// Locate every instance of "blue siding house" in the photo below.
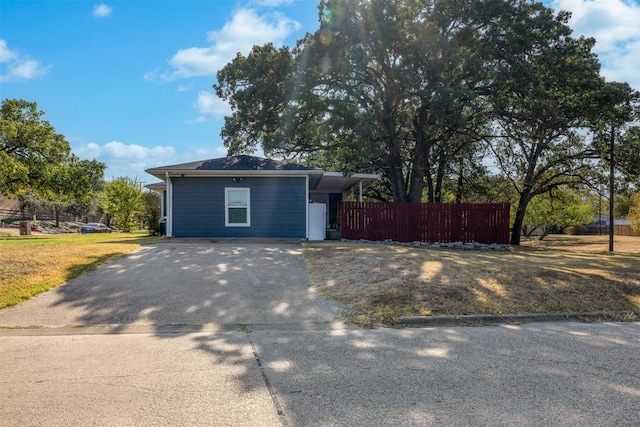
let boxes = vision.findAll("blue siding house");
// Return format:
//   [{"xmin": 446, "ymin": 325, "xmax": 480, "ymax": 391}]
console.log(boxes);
[{"xmin": 145, "ymin": 155, "xmax": 379, "ymax": 239}]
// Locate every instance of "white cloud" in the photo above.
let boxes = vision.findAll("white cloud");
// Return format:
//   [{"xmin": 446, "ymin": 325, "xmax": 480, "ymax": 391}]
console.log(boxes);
[
  {"xmin": 73, "ymin": 141, "xmax": 231, "ymax": 181},
  {"xmin": 253, "ymin": 0, "xmax": 293, "ymax": 6},
  {"xmin": 193, "ymin": 90, "xmax": 231, "ymax": 119},
  {"xmin": 206, "ymin": 9, "xmax": 299, "ymax": 54},
  {"xmin": 101, "ymin": 141, "xmax": 176, "ymax": 160},
  {"xmin": 150, "ymin": 8, "xmax": 300, "ymax": 82},
  {"xmin": 186, "ymin": 116, "xmax": 207, "ymax": 125},
  {"xmin": 0, "ymin": 40, "xmax": 17, "ymax": 62},
  {"xmin": 177, "ymin": 83, "xmax": 194, "ymax": 92},
  {"xmin": 0, "ymin": 40, "xmax": 51, "ymax": 82},
  {"xmin": 74, "ymin": 142, "xmax": 102, "ymax": 159},
  {"xmin": 93, "ymin": 3, "xmax": 112, "ymax": 18},
  {"xmin": 1, "ymin": 59, "xmax": 51, "ymax": 82},
  {"xmin": 165, "ymin": 46, "xmax": 226, "ymax": 80},
  {"xmin": 551, "ymin": 0, "xmax": 640, "ymax": 89},
  {"xmin": 74, "ymin": 141, "xmax": 177, "ymax": 181}
]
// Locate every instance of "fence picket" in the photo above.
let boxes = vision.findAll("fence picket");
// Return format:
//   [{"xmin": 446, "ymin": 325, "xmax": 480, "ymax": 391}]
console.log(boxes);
[{"xmin": 340, "ymin": 202, "xmax": 511, "ymax": 244}]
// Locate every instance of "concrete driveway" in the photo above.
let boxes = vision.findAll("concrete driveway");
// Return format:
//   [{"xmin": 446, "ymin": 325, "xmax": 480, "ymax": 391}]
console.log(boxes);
[
  {"xmin": 0, "ymin": 240, "xmax": 343, "ymax": 329},
  {"xmin": 2, "ymin": 241, "xmax": 639, "ymax": 426},
  {"xmin": 1, "ymin": 240, "xmax": 345, "ymax": 426}
]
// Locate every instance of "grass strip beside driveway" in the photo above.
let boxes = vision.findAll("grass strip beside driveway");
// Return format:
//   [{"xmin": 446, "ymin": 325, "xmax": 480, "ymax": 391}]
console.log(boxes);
[
  {"xmin": 303, "ymin": 240, "xmax": 640, "ymax": 326},
  {"xmin": 0, "ymin": 233, "xmax": 166, "ymax": 309}
]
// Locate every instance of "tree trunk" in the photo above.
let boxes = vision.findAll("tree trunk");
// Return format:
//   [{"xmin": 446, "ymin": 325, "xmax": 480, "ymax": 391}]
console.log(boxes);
[
  {"xmin": 384, "ymin": 133, "xmax": 408, "ymax": 202},
  {"xmin": 434, "ymin": 151, "xmax": 447, "ymax": 202},
  {"xmin": 424, "ymin": 174, "xmax": 433, "ymax": 202},
  {"xmin": 510, "ymin": 191, "xmax": 532, "ymax": 245},
  {"xmin": 408, "ymin": 140, "xmax": 429, "ymax": 203},
  {"xmin": 455, "ymin": 157, "xmax": 464, "ymax": 203},
  {"xmin": 379, "ymin": 100, "xmax": 408, "ymax": 202},
  {"xmin": 409, "ymin": 109, "xmax": 434, "ymax": 203},
  {"xmin": 386, "ymin": 162, "xmax": 407, "ymax": 202}
]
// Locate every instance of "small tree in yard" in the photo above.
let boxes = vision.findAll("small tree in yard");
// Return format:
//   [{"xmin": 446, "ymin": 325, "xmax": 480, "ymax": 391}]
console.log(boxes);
[
  {"xmin": 101, "ymin": 177, "xmax": 143, "ymax": 232},
  {"xmin": 520, "ymin": 187, "xmax": 594, "ymax": 239},
  {"xmin": 628, "ymin": 192, "xmax": 640, "ymax": 232},
  {"xmin": 141, "ymin": 191, "xmax": 161, "ymax": 235}
]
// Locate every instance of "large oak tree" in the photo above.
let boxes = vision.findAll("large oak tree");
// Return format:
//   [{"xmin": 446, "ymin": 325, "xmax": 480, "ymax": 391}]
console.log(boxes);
[
  {"xmin": 1, "ymin": 99, "xmax": 106, "ymax": 222},
  {"xmin": 214, "ymin": 1, "xmax": 634, "ymax": 244},
  {"xmin": 215, "ymin": 0, "xmax": 499, "ymax": 202},
  {"xmin": 1, "ymin": 99, "xmax": 71, "ymax": 196},
  {"xmin": 484, "ymin": 3, "xmax": 609, "ymax": 245}
]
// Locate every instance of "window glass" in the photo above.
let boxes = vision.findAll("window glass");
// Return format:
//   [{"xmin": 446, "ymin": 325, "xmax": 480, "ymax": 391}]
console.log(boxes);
[
  {"xmin": 227, "ymin": 190, "xmax": 247, "ymax": 207},
  {"xmin": 226, "ymin": 188, "xmax": 250, "ymax": 226}
]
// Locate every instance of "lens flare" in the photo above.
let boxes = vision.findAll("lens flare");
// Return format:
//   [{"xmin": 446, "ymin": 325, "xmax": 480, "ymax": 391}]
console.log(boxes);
[
  {"xmin": 319, "ymin": 29, "xmax": 334, "ymax": 46},
  {"xmin": 320, "ymin": 56, "xmax": 332, "ymax": 74}
]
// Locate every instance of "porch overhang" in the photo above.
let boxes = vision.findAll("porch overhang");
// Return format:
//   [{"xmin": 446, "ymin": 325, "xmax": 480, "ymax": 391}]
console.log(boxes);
[
  {"xmin": 145, "ymin": 182, "xmax": 166, "ymax": 193},
  {"xmin": 309, "ymin": 172, "xmax": 380, "ymax": 195}
]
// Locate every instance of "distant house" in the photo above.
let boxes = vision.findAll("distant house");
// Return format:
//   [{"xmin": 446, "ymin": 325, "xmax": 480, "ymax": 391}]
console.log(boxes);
[
  {"xmin": 592, "ymin": 214, "xmax": 631, "ymax": 227},
  {"xmin": 145, "ymin": 155, "xmax": 379, "ymax": 239},
  {"xmin": 587, "ymin": 214, "xmax": 635, "ymax": 236}
]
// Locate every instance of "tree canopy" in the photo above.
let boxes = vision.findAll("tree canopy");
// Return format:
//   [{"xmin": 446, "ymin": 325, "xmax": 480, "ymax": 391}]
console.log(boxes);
[
  {"xmin": 1, "ymin": 99, "xmax": 72, "ymax": 196},
  {"xmin": 483, "ymin": 2, "xmax": 609, "ymax": 244},
  {"xmin": 520, "ymin": 187, "xmax": 594, "ymax": 240},
  {"xmin": 214, "ymin": 0, "xmax": 637, "ymax": 244},
  {"xmin": 0, "ymin": 99, "xmax": 106, "ymax": 218},
  {"xmin": 216, "ymin": 0, "xmax": 501, "ymax": 203},
  {"xmin": 141, "ymin": 190, "xmax": 161, "ymax": 235},
  {"xmin": 628, "ymin": 192, "xmax": 640, "ymax": 232},
  {"xmin": 101, "ymin": 177, "xmax": 143, "ymax": 232}
]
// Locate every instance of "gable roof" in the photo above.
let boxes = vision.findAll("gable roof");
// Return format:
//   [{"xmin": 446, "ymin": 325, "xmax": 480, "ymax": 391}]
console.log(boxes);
[
  {"xmin": 147, "ymin": 155, "xmax": 322, "ymax": 174},
  {"xmin": 145, "ymin": 155, "xmax": 380, "ymax": 194}
]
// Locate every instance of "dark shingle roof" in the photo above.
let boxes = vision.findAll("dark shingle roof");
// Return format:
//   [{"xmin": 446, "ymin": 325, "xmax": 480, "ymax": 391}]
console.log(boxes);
[
  {"xmin": 147, "ymin": 155, "xmax": 321, "ymax": 172},
  {"xmin": 145, "ymin": 154, "xmax": 381, "ymax": 193}
]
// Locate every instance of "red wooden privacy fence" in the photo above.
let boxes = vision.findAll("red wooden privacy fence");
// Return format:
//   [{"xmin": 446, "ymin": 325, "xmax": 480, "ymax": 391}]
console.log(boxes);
[{"xmin": 340, "ymin": 202, "xmax": 511, "ymax": 244}]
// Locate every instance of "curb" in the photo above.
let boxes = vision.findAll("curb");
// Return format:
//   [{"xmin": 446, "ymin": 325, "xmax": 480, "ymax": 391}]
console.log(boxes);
[{"xmin": 398, "ymin": 311, "xmax": 640, "ymax": 327}]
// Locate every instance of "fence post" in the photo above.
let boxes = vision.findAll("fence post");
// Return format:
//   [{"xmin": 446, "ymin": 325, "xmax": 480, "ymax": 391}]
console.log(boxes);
[{"xmin": 339, "ymin": 202, "xmax": 511, "ymax": 244}]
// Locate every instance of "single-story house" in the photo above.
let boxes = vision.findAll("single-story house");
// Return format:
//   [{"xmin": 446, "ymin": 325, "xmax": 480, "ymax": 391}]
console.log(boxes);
[{"xmin": 145, "ymin": 155, "xmax": 379, "ymax": 240}]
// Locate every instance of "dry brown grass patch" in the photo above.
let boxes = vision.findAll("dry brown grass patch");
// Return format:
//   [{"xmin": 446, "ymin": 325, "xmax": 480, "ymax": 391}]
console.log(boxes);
[
  {"xmin": 520, "ymin": 234, "xmax": 640, "ymax": 254},
  {"xmin": 303, "ymin": 239, "xmax": 640, "ymax": 326}
]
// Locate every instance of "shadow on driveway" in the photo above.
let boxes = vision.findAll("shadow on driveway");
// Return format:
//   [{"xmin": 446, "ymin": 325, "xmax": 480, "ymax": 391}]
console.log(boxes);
[{"xmin": 0, "ymin": 241, "xmax": 342, "ymax": 330}]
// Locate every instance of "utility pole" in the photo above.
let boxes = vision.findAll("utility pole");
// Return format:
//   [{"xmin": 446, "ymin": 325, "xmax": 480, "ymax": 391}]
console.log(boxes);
[
  {"xmin": 609, "ymin": 124, "xmax": 615, "ymax": 252},
  {"xmin": 598, "ymin": 186, "xmax": 602, "ymax": 236}
]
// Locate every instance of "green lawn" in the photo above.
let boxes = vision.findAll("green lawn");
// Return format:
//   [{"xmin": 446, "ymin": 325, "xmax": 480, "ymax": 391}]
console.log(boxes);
[{"xmin": 0, "ymin": 233, "xmax": 166, "ymax": 309}]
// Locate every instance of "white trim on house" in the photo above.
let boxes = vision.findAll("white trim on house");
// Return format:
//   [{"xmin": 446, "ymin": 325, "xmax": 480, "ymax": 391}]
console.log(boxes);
[
  {"xmin": 147, "ymin": 169, "xmax": 321, "ymax": 179},
  {"xmin": 166, "ymin": 172, "xmax": 173, "ymax": 237},
  {"xmin": 306, "ymin": 174, "xmax": 310, "ymax": 240},
  {"xmin": 146, "ymin": 168, "xmax": 380, "ymax": 196}
]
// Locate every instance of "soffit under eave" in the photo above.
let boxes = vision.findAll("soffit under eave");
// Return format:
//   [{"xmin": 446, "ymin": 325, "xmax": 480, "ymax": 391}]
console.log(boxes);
[
  {"xmin": 145, "ymin": 169, "xmax": 324, "ymax": 180},
  {"xmin": 310, "ymin": 174, "xmax": 380, "ymax": 194},
  {"xmin": 145, "ymin": 182, "xmax": 166, "ymax": 192},
  {"xmin": 144, "ymin": 170, "xmax": 379, "ymax": 193}
]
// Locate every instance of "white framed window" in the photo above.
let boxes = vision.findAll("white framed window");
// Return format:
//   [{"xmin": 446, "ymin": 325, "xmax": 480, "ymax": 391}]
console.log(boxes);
[{"xmin": 225, "ymin": 188, "xmax": 250, "ymax": 227}]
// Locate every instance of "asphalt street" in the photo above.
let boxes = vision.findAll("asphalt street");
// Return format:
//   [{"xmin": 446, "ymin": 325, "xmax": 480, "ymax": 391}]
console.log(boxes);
[{"xmin": 1, "ymin": 241, "xmax": 639, "ymax": 426}]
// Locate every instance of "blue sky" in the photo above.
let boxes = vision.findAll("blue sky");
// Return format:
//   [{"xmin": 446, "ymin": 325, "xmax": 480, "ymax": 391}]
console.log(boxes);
[{"xmin": 2, "ymin": 0, "xmax": 640, "ymax": 184}]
